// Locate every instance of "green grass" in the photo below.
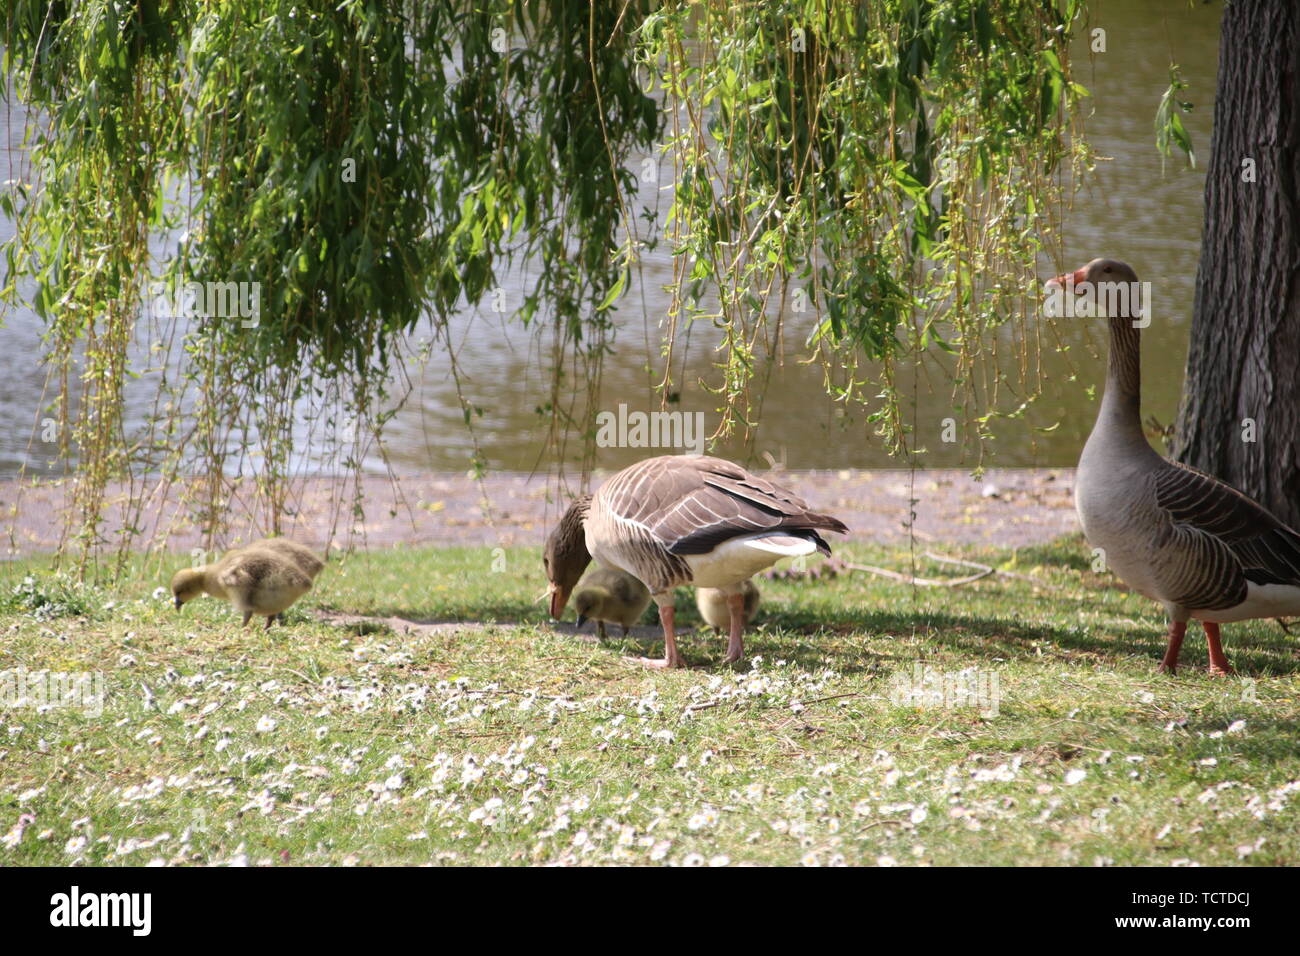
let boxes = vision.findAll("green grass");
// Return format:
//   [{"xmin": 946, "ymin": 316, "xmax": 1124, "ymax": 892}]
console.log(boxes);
[{"xmin": 1, "ymin": 534, "xmax": 1298, "ymax": 866}]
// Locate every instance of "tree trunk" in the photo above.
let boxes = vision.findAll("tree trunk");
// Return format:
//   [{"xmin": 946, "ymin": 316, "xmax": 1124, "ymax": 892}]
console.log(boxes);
[{"xmin": 1173, "ymin": 0, "xmax": 1300, "ymax": 527}]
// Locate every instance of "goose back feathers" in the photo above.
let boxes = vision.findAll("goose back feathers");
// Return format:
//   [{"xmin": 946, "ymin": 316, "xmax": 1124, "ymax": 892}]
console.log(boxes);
[{"xmin": 584, "ymin": 455, "xmax": 847, "ymax": 594}]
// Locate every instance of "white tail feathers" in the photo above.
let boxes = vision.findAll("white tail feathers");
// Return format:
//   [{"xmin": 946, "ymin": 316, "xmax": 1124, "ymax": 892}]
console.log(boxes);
[{"xmin": 741, "ymin": 533, "xmax": 818, "ymax": 556}]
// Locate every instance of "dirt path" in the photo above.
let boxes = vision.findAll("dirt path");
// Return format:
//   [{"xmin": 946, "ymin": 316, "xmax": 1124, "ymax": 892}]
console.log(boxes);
[{"xmin": 2, "ymin": 467, "xmax": 1079, "ymax": 558}]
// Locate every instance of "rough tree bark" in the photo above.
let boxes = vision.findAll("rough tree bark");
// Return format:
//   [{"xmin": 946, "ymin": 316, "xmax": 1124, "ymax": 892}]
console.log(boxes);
[{"xmin": 1173, "ymin": 0, "xmax": 1300, "ymax": 527}]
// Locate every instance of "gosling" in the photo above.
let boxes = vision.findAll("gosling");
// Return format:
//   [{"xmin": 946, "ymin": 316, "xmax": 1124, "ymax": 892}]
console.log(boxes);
[
  {"xmin": 249, "ymin": 538, "xmax": 324, "ymax": 622},
  {"xmin": 170, "ymin": 539, "xmax": 322, "ymax": 629},
  {"xmin": 255, "ymin": 537, "xmax": 326, "ymax": 580},
  {"xmin": 572, "ymin": 568, "xmax": 652, "ymax": 642},
  {"xmin": 696, "ymin": 580, "xmax": 760, "ymax": 632}
]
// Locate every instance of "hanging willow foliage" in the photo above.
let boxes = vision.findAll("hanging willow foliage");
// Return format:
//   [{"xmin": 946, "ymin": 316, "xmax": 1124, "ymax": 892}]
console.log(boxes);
[
  {"xmin": 0, "ymin": 0, "xmax": 1089, "ymax": 571},
  {"xmin": 638, "ymin": 0, "xmax": 1088, "ymax": 456}
]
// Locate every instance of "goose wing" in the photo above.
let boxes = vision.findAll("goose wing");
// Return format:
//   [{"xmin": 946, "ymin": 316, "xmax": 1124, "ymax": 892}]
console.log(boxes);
[
  {"xmin": 1154, "ymin": 461, "xmax": 1300, "ymax": 607},
  {"xmin": 604, "ymin": 456, "xmax": 848, "ymax": 557}
]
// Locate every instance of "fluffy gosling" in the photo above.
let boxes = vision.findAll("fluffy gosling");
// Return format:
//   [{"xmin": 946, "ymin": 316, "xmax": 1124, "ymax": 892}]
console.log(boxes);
[
  {"xmin": 170, "ymin": 539, "xmax": 321, "ymax": 628},
  {"xmin": 572, "ymin": 568, "xmax": 652, "ymax": 641},
  {"xmin": 254, "ymin": 537, "xmax": 325, "ymax": 580},
  {"xmin": 696, "ymin": 579, "xmax": 761, "ymax": 631}
]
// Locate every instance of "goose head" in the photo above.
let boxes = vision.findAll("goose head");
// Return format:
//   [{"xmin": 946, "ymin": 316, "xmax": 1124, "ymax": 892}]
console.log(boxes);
[
  {"xmin": 170, "ymin": 567, "xmax": 206, "ymax": 610},
  {"xmin": 543, "ymin": 495, "xmax": 593, "ymax": 619},
  {"xmin": 1045, "ymin": 258, "xmax": 1143, "ymax": 322}
]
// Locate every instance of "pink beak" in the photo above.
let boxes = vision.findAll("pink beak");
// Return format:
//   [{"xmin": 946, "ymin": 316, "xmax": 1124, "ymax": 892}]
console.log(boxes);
[
  {"xmin": 1048, "ymin": 266, "xmax": 1089, "ymax": 291},
  {"xmin": 549, "ymin": 586, "xmax": 570, "ymax": 620}
]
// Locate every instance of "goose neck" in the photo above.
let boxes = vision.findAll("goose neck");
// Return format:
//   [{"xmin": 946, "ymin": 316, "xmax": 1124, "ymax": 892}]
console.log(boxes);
[{"xmin": 1098, "ymin": 315, "xmax": 1145, "ymax": 441}]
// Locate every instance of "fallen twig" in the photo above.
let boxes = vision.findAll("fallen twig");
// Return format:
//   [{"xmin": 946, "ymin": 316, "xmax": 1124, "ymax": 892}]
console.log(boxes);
[
  {"xmin": 857, "ymin": 819, "xmax": 908, "ymax": 832},
  {"xmin": 846, "ymin": 550, "xmax": 1063, "ymax": 591},
  {"xmin": 797, "ymin": 692, "xmax": 863, "ymax": 708},
  {"xmin": 845, "ymin": 555, "xmax": 993, "ymax": 588}
]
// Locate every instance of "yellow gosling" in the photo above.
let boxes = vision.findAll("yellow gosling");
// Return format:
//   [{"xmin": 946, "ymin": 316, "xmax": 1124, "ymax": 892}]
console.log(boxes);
[
  {"xmin": 170, "ymin": 542, "xmax": 317, "ymax": 629},
  {"xmin": 696, "ymin": 579, "xmax": 760, "ymax": 632},
  {"xmin": 572, "ymin": 568, "xmax": 652, "ymax": 642}
]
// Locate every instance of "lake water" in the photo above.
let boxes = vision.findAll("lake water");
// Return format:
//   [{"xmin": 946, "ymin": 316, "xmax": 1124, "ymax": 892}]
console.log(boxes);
[{"xmin": 0, "ymin": 1, "xmax": 1222, "ymax": 477}]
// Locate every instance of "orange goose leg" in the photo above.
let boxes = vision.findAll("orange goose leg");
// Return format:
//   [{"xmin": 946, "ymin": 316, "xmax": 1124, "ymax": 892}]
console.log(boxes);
[
  {"xmin": 641, "ymin": 603, "xmax": 687, "ymax": 669},
  {"xmin": 1157, "ymin": 620, "xmax": 1187, "ymax": 674},
  {"xmin": 1202, "ymin": 621, "xmax": 1236, "ymax": 676},
  {"xmin": 722, "ymin": 591, "xmax": 746, "ymax": 664}
]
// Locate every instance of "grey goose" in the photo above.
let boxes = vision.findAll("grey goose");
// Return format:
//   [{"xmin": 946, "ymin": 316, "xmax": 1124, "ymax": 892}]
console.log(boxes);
[
  {"xmin": 544, "ymin": 455, "xmax": 847, "ymax": 668},
  {"xmin": 1052, "ymin": 258, "xmax": 1300, "ymax": 674}
]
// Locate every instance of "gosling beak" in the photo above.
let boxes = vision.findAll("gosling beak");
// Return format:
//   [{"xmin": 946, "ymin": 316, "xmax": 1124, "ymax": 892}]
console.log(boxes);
[
  {"xmin": 174, "ymin": 596, "xmax": 183, "ymax": 611},
  {"xmin": 576, "ymin": 614, "xmax": 588, "ymax": 628}
]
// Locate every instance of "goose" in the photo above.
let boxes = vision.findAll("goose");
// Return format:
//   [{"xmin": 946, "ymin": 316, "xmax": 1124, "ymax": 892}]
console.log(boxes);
[
  {"xmin": 572, "ymin": 568, "xmax": 652, "ymax": 641},
  {"xmin": 697, "ymin": 580, "xmax": 760, "ymax": 631},
  {"xmin": 544, "ymin": 455, "xmax": 847, "ymax": 668},
  {"xmin": 1051, "ymin": 257, "xmax": 1300, "ymax": 675},
  {"xmin": 170, "ymin": 539, "xmax": 320, "ymax": 628}
]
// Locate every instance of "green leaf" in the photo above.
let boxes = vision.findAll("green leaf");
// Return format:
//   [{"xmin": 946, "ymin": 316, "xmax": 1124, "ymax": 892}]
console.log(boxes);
[{"xmin": 596, "ymin": 268, "xmax": 629, "ymax": 312}]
